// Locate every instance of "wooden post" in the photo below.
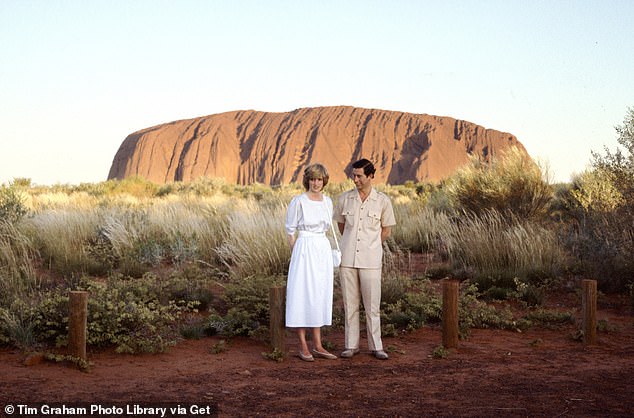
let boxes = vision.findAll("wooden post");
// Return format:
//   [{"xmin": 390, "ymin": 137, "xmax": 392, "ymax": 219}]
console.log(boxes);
[
  {"xmin": 442, "ymin": 279, "xmax": 459, "ymax": 349},
  {"xmin": 269, "ymin": 285, "xmax": 286, "ymax": 352},
  {"xmin": 582, "ymin": 279, "xmax": 597, "ymax": 346},
  {"xmin": 68, "ymin": 291, "xmax": 88, "ymax": 360}
]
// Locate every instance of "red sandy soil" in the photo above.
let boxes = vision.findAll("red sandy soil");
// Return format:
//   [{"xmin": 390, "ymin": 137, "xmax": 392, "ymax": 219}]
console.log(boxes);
[{"xmin": 1, "ymin": 289, "xmax": 633, "ymax": 418}]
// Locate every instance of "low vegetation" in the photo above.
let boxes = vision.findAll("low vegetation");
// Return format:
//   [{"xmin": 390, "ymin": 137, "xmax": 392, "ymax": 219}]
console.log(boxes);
[{"xmin": 1, "ymin": 108, "xmax": 632, "ymax": 354}]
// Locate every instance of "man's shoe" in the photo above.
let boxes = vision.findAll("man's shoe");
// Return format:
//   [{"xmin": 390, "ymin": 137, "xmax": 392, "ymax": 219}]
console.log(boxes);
[
  {"xmin": 373, "ymin": 350, "xmax": 389, "ymax": 360},
  {"xmin": 340, "ymin": 348, "xmax": 360, "ymax": 358}
]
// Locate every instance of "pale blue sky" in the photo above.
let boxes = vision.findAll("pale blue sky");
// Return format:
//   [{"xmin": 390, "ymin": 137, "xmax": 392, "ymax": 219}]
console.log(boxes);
[{"xmin": 1, "ymin": 0, "xmax": 632, "ymax": 185}]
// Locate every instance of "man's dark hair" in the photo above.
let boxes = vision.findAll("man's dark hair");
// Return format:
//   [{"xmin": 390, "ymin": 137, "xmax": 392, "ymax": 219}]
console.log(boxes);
[{"xmin": 352, "ymin": 158, "xmax": 376, "ymax": 177}]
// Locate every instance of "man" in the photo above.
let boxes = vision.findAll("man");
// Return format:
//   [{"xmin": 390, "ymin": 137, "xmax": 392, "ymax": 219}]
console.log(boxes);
[{"xmin": 333, "ymin": 158, "xmax": 396, "ymax": 360}]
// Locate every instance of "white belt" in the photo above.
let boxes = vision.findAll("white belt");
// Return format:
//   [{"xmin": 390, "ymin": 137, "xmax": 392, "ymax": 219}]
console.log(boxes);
[{"xmin": 298, "ymin": 231, "xmax": 325, "ymax": 237}]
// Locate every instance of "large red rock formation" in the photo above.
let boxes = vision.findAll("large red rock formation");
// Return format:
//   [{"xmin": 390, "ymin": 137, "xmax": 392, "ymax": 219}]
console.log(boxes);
[{"xmin": 108, "ymin": 106, "xmax": 526, "ymax": 185}]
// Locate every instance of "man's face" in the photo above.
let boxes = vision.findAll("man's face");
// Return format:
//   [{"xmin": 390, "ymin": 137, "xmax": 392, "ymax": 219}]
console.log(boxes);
[{"xmin": 352, "ymin": 168, "xmax": 372, "ymax": 190}]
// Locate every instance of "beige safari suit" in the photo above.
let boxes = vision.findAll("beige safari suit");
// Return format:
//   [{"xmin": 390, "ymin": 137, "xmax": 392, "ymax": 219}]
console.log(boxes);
[{"xmin": 333, "ymin": 188, "xmax": 396, "ymax": 351}]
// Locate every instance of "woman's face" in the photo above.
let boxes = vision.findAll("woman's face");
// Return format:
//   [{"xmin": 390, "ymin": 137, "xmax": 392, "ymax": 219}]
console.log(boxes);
[{"xmin": 308, "ymin": 177, "xmax": 324, "ymax": 193}]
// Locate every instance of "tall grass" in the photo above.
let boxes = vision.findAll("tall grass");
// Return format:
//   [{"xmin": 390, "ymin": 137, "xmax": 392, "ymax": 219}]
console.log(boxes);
[
  {"xmin": 392, "ymin": 203, "xmax": 453, "ymax": 252},
  {"xmin": 21, "ymin": 208, "xmax": 101, "ymax": 276},
  {"xmin": 0, "ymin": 220, "xmax": 38, "ymax": 301},
  {"xmin": 215, "ymin": 200, "xmax": 290, "ymax": 278},
  {"xmin": 442, "ymin": 210, "xmax": 564, "ymax": 287}
]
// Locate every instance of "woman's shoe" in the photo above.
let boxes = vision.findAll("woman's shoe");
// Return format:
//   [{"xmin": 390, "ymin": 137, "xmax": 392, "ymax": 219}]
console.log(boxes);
[
  {"xmin": 298, "ymin": 351, "xmax": 314, "ymax": 362},
  {"xmin": 311, "ymin": 348, "xmax": 338, "ymax": 360}
]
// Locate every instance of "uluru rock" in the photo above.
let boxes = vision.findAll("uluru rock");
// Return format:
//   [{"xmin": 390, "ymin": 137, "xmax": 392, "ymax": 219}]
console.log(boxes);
[{"xmin": 108, "ymin": 106, "xmax": 526, "ymax": 185}]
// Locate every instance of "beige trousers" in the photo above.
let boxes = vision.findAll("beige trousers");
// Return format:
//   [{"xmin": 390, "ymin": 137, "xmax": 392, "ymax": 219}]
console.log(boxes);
[{"xmin": 339, "ymin": 267, "xmax": 383, "ymax": 351}]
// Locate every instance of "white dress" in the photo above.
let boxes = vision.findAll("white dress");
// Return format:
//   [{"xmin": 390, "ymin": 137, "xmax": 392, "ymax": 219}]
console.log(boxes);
[{"xmin": 285, "ymin": 193, "xmax": 334, "ymax": 327}]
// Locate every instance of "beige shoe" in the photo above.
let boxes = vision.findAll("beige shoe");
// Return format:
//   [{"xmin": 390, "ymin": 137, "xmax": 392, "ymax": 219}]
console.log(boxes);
[
  {"xmin": 340, "ymin": 348, "xmax": 360, "ymax": 358},
  {"xmin": 298, "ymin": 352, "xmax": 314, "ymax": 362},
  {"xmin": 312, "ymin": 349, "xmax": 338, "ymax": 360}
]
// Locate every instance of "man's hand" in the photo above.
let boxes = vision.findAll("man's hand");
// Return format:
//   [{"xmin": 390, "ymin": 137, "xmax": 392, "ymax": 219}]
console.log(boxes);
[{"xmin": 381, "ymin": 226, "xmax": 392, "ymax": 242}]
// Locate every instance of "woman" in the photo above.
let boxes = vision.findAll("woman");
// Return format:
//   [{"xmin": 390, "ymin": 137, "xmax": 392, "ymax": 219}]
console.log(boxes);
[{"xmin": 285, "ymin": 163, "xmax": 338, "ymax": 361}]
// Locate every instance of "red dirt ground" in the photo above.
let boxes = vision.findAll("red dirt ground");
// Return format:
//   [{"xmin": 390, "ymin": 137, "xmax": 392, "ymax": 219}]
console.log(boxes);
[{"xmin": 1, "ymin": 289, "xmax": 633, "ymax": 418}]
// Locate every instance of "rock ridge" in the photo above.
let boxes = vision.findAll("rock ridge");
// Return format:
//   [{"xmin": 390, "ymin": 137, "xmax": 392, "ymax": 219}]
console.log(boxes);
[{"xmin": 107, "ymin": 106, "xmax": 526, "ymax": 185}]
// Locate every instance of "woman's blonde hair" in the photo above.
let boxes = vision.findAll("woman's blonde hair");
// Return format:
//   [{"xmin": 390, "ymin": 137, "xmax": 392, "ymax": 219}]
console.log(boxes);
[{"xmin": 302, "ymin": 163, "xmax": 329, "ymax": 190}]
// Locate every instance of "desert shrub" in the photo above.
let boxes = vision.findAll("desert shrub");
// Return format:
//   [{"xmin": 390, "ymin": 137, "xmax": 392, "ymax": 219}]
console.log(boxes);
[
  {"xmin": 0, "ymin": 182, "xmax": 29, "ymax": 224},
  {"xmin": 380, "ymin": 274, "xmax": 411, "ymax": 305},
  {"xmin": 205, "ymin": 275, "xmax": 285, "ymax": 337},
  {"xmin": 160, "ymin": 264, "xmax": 216, "ymax": 311},
  {"xmin": 445, "ymin": 147, "xmax": 553, "ymax": 219},
  {"xmin": 380, "ymin": 279, "xmax": 532, "ymax": 336},
  {"xmin": 522, "ymin": 308, "xmax": 575, "ymax": 328},
  {"xmin": 0, "ymin": 305, "xmax": 37, "ymax": 348},
  {"xmin": 31, "ymin": 273, "xmax": 200, "ymax": 353},
  {"xmin": 432, "ymin": 345, "xmax": 450, "ymax": 358},
  {"xmin": 565, "ymin": 108, "xmax": 634, "ymax": 291},
  {"xmin": 179, "ymin": 316, "xmax": 208, "ymax": 340},
  {"xmin": 90, "ymin": 177, "xmax": 160, "ymax": 198},
  {"xmin": 381, "ymin": 278, "xmax": 442, "ymax": 332},
  {"xmin": 158, "ymin": 177, "xmax": 228, "ymax": 197},
  {"xmin": 571, "ymin": 169, "xmax": 625, "ymax": 212},
  {"xmin": 458, "ymin": 283, "xmax": 524, "ymax": 335}
]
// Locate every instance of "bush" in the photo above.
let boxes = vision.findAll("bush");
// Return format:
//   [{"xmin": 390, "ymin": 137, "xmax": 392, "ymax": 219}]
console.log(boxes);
[
  {"xmin": 0, "ymin": 182, "xmax": 29, "ymax": 224},
  {"xmin": 445, "ymin": 147, "xmax": 553, "ymax": 219},
  {"xmin": 205, "ymin": 275, "xmax": 285, "ymax": 337},
  {"xmin": 566, "ymin": 107, "xmax": 634, "ymax": 291},
  {"xmin": 0, "ymin": 305, "xmax": 37, "ymax": 348},
  {"xmin": 32, "ymin": 274, "xmax": 199, "ymax": 353},
  {"xmin": 381, "ymin": 278, "xmax": 442, "ymax": 332}
]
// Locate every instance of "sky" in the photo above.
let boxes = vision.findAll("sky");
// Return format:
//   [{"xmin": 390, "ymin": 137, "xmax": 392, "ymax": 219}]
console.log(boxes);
[{"xmin": 1, "ymin": 0, "xmax": 633, "ymax": 186}]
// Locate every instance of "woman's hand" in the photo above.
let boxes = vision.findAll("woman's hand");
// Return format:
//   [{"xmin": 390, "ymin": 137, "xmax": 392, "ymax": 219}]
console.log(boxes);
[{"xmin": 287, "ymin": 234, "xmax": 296, "ymax": 249}]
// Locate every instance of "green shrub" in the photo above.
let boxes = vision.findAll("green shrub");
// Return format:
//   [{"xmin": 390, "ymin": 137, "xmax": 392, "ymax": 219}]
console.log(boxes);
[
  {"xmin": 565, "ymin": 107, "xmax": 634, "ymax": 291},
  {"xmin": 458, "ymin": 283, "xmax": 524, "ymax": 336},
  {"xmin": 0, "ymin": 305, "xmax": 37, "ymax": 348},
  {"xmin": 179, "ymin": 316, "xmax": 207, "ymax": 340},
  {"xmin": 381, "ymin": 279, "xmax": 442, "ymax": 332},
  {"xmin": 205, "ymin": 275, "xmax": 285, "ymax": 337},
  {"xmin": 432, "ymin": 345, "xmax": 450, "ymax": 359},
  {"xmin": 523, "ymin": 309, "xmax": 575, "ymax": 328},
  {"xmin": 0, "ymin": 183, "xmax": 29, "ymax": 224},
  {"xmin": 32, "ymin": 274, "xmax": 197, "ymax": 353}
]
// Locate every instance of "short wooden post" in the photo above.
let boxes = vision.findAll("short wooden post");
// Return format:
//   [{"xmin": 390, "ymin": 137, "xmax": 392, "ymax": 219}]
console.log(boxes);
[
  {"xmin": 442, "ymin": 279, "xmax": 459, "ymax": 349},
  {"xmin": 582, "ymin": 279, "xmax": 597, "ymax": 346},
  {"xmin": 269, "ymin": 285, "xmax": 286, "ymax": 352},
  {"xmin": 68, "ymin": 291, "xmax": 88, "ymax": 360}
]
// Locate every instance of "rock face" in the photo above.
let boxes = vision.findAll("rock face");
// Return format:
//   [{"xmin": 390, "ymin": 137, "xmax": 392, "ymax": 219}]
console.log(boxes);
[{"xmin": 108, "ymin": 106, "xmax": 526, "ymax": 185}]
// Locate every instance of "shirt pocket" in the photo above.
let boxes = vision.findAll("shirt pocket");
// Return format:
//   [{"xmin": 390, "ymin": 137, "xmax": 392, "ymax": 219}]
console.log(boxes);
[
  {"xmin": 342, "ymin": 209, "xmax": 355, "ymax": 225},
  {"xmin": 366, "ymin": 210, "xmax": 381, "ymax": 228}
]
